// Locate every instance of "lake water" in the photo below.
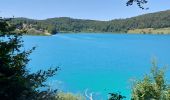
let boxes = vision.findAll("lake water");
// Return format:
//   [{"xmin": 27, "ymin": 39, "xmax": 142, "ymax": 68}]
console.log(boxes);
[{"xmin": 23, "ymin": 33, "xmax": 170, "ymax": 100}]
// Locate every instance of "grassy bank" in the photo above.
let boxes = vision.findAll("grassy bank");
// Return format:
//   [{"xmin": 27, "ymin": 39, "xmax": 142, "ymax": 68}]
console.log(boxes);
[{"xmin": 128, "ymin": 27, "xmax": 170, "ymax": 34}]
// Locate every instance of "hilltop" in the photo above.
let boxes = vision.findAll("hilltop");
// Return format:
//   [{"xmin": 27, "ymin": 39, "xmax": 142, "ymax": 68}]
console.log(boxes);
[{"xmin": 10, "ymin": 10, "xmax": 170, "ymax": 35}]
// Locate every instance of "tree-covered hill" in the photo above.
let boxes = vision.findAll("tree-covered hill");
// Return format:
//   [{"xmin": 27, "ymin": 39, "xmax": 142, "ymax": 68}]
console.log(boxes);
[{"xmin": 10, "ymin": 9, "xmax": 170, "ymax": 35}]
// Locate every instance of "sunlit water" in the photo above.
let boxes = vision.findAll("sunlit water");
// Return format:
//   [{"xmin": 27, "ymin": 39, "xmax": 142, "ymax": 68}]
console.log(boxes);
[{"xmin": 23, "ymin": 33, "xmax": 170, "ymax": 100}]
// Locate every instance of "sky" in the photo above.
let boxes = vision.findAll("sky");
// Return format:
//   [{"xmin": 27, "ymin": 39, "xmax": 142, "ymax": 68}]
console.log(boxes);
[{"xmin": 0, "ymin": 0, "xmax": 170, "ymax": 21}]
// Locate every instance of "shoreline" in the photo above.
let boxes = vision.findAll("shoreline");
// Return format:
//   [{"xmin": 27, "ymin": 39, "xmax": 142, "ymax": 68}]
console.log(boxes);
[{"xmin": 23, "ymin": 32, "xmax": 170, "ymax": 36}]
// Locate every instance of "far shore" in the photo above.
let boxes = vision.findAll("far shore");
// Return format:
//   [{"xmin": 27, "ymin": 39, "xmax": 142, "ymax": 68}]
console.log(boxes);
[{"xmin": 24, "ymin": 30, "xmax": 170, "ymax": 36}]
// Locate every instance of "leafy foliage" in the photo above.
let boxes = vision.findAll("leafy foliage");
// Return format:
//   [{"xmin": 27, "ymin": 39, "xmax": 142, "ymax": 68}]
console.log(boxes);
[
  {"xmin": 126, "ymin": 0, "xmax": 148, "ymax": 9},
  {"xmin": 131, "ymin": 61, "xmax": 170, "ymax": 100},
  {"xmin": 0, "ymin": 18, "xmax": 58, "ymax": 100},
  {"xmin": 108, "ymin": 92, "xmax": 126, "ymax": 100}
]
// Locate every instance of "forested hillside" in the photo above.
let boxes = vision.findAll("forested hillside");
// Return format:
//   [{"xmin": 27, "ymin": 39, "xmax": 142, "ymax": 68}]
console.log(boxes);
[{"xmin": 10, "ymin": 10, "xmax": 170, "ymax": 35}]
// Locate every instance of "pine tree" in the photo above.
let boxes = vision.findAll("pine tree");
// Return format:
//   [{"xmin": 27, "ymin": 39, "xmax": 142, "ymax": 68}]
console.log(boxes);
[{"xmin": 0, "ymin": 17, "xmax": 58, "ymax": 100}]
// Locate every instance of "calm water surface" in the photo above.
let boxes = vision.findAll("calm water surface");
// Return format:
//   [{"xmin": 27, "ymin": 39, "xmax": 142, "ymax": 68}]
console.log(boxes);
[{"xmin": 23, "ymin": 33, "xmax": 170, "ymax": 100}]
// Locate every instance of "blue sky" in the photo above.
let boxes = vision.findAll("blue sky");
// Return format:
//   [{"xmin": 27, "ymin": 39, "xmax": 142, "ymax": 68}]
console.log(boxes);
[{"xmin": 0, "ymin": 0, "xmax": 170, "ymax": 20}]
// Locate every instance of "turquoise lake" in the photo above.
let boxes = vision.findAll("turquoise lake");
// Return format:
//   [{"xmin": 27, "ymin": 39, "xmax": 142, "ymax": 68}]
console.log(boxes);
[{"xmin": 23, "ymin": 33, "xmax": 170, "ymax": 100}]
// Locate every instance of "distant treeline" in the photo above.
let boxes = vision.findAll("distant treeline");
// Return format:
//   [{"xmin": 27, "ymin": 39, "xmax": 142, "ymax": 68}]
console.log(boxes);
[{"xmin": 10, "ymin": 10, "xmax": 170, "ymax": 35}]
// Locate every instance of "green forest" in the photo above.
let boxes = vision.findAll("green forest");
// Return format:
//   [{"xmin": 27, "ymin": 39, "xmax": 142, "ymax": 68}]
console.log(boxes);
[{"xmin": 10, "ymin": 10, "xmax": 170, "ymax": 35}]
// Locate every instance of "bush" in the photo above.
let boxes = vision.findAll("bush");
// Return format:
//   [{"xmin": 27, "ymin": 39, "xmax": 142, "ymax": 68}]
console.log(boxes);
[
  {"xmin": 108, "ymin": 92, "xmax": 126, "ymax": 100},
  {"xmin": 56, "ymin": 92, "xmax": 85, "ymax": 100},
  {"xmin": 131, "ymin": 61, "xmax": 170, "ymax": 100}
]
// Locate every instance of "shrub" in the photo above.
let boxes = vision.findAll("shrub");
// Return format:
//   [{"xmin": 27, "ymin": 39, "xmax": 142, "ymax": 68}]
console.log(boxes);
[
  {"xmin": 131, "ymin": 61, "xmax": 170, "ymax": 100},
  {"xmin": 56, "ymin": 92, "xmax": 85, "ymax": 100}
]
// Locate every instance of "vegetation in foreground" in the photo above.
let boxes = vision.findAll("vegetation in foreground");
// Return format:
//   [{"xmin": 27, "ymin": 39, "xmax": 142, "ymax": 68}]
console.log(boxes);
[
  {"xmin": 131, "ymin": 61, "xmax": 170, "ymax": 100},
  {"xmin": 56, "ymin": 92, "xmax": 85, "ymax": 100},
  {"xmin": 108, "ymin": 92, "xmax": 126, "ymax": 100},
  {"xmin": 9, "ymin": 9, "xmax": 170, "ymax": 35},
  {"xmin": 0, "ymin": 17, "xmax": 59, "ymax": 100},
  {"xmin": 108, "ymin": 61, "xmax": 170, "ymax": 100}
]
